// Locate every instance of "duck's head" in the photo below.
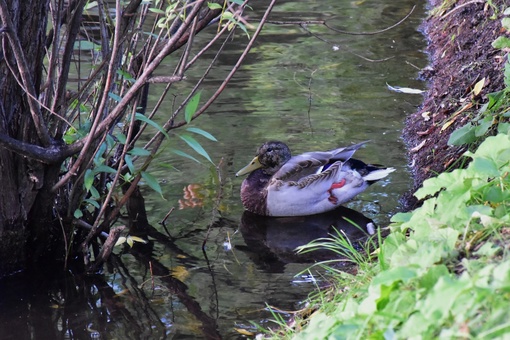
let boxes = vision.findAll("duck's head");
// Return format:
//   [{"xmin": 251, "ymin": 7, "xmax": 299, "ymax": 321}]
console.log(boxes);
[{"xmin": 236, "ymin": 141, "xmax": 291, "ymax": 177}]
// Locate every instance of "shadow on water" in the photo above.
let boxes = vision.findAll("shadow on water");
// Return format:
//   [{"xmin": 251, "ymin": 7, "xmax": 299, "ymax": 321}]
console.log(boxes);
[
  {"xmin": 0, "ymin": 204, "xmax": 376, "ymax": 339},
  {"xmin": 238, "ymin": 207, "xmax": 375, "ymax": 273}
]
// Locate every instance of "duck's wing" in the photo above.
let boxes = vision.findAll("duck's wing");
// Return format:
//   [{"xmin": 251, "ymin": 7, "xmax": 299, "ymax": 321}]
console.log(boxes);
[{"xmin": 274, "ymin": 141, "xmax": 369, "ymax": 182}]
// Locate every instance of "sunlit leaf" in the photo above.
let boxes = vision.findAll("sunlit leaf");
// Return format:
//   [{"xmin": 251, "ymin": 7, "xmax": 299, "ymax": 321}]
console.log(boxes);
[
  {"xmin": 135, "ymin": 113, "xmax": 170, "ymax": 139},
  {"xmin": 186, "ymin": 127, "xmax": 217, "ymax": 141},
  {"xmin": 185, "ymin": 91, "xmax": 202, "ymax": 124},
  {"xmin": 127, "ymin": 237, "xmax": 134, "ymax": 248},
  {"xmin": 115, "ymin": 236, "xmax": 127, "ymax": 247},
  {"xmin": 179, "ymin": 134, "xmax": 213, "ymax": 163},
  {"xmin": 148, "ymin": 8, "xmax": 165, "ymax": 14},
  {"xmin": 472, "ymin": 77, "xmax": 485, "ymax": 96},
  {"xmin": 141, "ymin": 171, "xmax": 163, "ymax": 195},
  {"xmin": 128, "ymin": 236, "xmax": 148, "ymax": 244},
  {"xmin": 207, "ymin": 2, "xmax": 222, "ymax": 9}
]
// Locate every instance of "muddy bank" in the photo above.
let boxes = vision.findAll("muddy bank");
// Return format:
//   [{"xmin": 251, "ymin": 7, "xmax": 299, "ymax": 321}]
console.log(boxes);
[{"xmin": 403, "ymin": 0, "xmax": 507, "ymax": 209}]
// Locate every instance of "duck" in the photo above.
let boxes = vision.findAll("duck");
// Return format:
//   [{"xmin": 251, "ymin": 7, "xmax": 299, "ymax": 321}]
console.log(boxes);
[{"xmin": 236, "ymin": 141, "xmax": 395, "ymax": 217}]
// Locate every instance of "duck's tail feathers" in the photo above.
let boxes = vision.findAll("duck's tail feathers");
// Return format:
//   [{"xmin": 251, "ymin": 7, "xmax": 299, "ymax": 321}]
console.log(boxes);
[{"xmin": 363, "ymin": 167, "xmax": 396, "ymax": 182}]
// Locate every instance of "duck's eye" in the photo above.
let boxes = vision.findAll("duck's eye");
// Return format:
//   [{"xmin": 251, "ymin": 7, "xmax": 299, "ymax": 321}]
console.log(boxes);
[{"xmin": 266, "ymin": 147, "xmax": 273, "ymax": 152}]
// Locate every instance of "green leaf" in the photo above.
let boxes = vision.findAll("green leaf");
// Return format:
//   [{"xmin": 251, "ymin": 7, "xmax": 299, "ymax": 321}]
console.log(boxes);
[
  {"xmin": 89, "ymin": 185, "xmax": 100, "ymax": 199},
  {"xmin": 135, "ymin": 113, "xmax": 170, "ymax": 139},
  {"xmin": 108, "ymin": 92, "xmax": 123, "ymax": 102},
  {"xmin": 502, "ymin": 17, "xmax": 510, "ymax": 30},
  {"xmin": 124, "ymin": 154, "xmax": 135, "ymax": 174},
  {"xmin": 492, "ymin": 36, "xmax": 510, "ymax": 49},
  {"xmin": 128, "ymin": 147, "xmax": 151, "ymax": 156},
  {"xmin": 94, "ymin": 164, "xmax": 117, "ymax": 174},
  {"xmin": 171, "ymin": 149, "xmax": 201, "ymax": 163},
  {"xmin": 74, "ymin": 209, "xmax": 83, "ymax": 219},
  {"xmin": 207, "ymin": 2, "xmax": 223, "ymax": 9},
  {"xmin": 84, "ymin": 198, "xmax": 100, "ymax": 209},
  {"xmin": 185, "ymin": 91, "xmax": 202, "ymax": 124},
  {"xmin": 148, "ymin": 8, "xmax": 165, "ymax": 14},
  {"xmin": 141, "ymin": 171, "xmax": 163, "ymax": 195},
  {"xmin": 186, "ymin": 127, "xmax": 217, "ymax": 141},
  {"xmin": 115, "ymin": 133, "xmax": 127, "ymax": 144},
  {"xmin": 179, "ymin": 134, "xmax": 213, "ymax": 163},
  {"xmin": 84, "ymin": 169, "xmax": 94, "ymax": 191},
  {"xmin": 447, "ymin": 123, "xmax": 477, "ymax": 146}
]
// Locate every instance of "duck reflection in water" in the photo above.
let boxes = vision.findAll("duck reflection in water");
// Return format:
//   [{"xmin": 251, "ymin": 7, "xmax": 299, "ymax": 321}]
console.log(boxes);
[{"xmin": 237, "ymin": 206, "xmax": 376, "ymax": 273}]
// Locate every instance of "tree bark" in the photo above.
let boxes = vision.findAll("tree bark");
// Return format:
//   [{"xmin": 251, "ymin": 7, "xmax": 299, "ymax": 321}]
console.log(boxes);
[{"xmin": 0, "ymin": 0, "xmax": 51, "ymax": 276}]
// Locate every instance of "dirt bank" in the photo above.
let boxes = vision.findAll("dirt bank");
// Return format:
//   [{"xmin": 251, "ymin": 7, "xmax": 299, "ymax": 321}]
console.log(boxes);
[{"xmin": 402, "ymin": 0, "xmax": 507, "ymax": 209}]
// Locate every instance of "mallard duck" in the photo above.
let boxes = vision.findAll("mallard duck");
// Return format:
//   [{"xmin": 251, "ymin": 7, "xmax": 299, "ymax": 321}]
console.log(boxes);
[{"xmin": 236, "ymin": 141, "xmax": 395, "ymax": 217}]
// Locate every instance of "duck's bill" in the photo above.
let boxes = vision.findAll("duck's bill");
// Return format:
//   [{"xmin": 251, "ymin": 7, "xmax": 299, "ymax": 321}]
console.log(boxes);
[{"xmin": 236, "ymin": 156, "xmax": 262, "ymax": 177}]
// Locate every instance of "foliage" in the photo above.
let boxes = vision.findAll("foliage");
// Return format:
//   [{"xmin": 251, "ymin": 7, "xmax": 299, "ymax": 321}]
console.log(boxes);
[
  {"xmin": 0, "ymin": 0, "xmax": 276, "ymax": 273},
  {"xmin": 271, "ymin": 132, "xmax": 510, "ymax": 339},
  {"xmin": 448, "ymin": 10, "xmax": 510, "ymax": 146}
]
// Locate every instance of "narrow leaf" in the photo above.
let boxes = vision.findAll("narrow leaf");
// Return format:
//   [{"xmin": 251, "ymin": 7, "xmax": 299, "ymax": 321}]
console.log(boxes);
[
  {"xmin": 185, "ymin": 91, "xmax": 202, "ymax": 124},
  {"xmin": 128, "ymin": 147, "xmax": 151, "ymax": 156},
  {"xmin": 171, "ymin": 149, "xmax": 201, "ymax": 163},
  {"xmin": 94, "ymin": 164, "xmax": 118, "ymax": 174},
  {"xmin": 179, "ymin": 134, "xmax": 213, "ymax": 163},
  {"xmin": 207, "ymin": 2, "xmax": 222, "ymax": 9},
  {"xmin": 108, "ymin": 92, "xmax": 123, "ymax": 102},
  {"xmin": 186, "ymin": 127, "xmax": 218, "ymax": 141},
  {"xmin": 141, "ymin": 171, "xmax": 163, "ymax": 195},
  {"xmin": 84, "ymin": 169, "xmax": 94, "ymax": 191},
  {"xmin": 124, "ymin": 154, "xmax": 135, "ymax": 174},
  {"xmin": 135, "ymin": 113, "xmax": 170, "ymax": 139}
]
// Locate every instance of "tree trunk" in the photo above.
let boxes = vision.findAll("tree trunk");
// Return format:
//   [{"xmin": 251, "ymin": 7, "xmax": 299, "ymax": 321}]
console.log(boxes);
[{"xmin": 0, "ymin": 0, "xmax": 51, "ymax": 277}]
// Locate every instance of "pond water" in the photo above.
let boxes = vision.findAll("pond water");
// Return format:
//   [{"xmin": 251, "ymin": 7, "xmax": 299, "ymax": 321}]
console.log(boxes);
[{"xmin": 0, "ymin": 0, "xmax": 427, "ymax": 339}]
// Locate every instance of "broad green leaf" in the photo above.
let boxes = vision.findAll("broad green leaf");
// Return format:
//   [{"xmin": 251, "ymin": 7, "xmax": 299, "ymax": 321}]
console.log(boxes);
[
  {"xmin": 89, "ymin": 185, "xmax": 100, "ymax": 199},
  {"xmin": 502, "ymin": 17, "xmax": 510, "ymax": 30},
  {"xmin": 492, "ymin": 36, "xmax": 510, "ymax": 49},
  {"xmin": 74, "ymin": 209, "xmax": 83, "ymax": 219},
  {"xmin": 135, "ymin": 113, "xmax": 170, "ymax": 139},
  {"xmin": 186, "ymin": 127, "xmax": 217, "ymax": 141},
  {"xmin": 185, "ymin": 91, "xmax": 202, "ymax": 124},
  {"xmin": 171, "ymin": 149, "xmax": 200, "ymax": 163},
  {"xmin": 141, "ymin": 171, "xmax": 163, "ymax": 195},
  {"xmin": 84, "ymin": 169, "xmax": 94, "ymax": 191},
  {"xmin": 447, "ymin": 123, "xmax": 477, "ymax": 146},
  {"xmin": 115, "ymin": 133, "xmax": 127, "ymax": 144},
  {"xmin": 84, "ymin": 198, "xmax": 100, "ymax": 209},
  {"xmin": 179, "ymin": 134, "xmax": 213, "ymax": 163},
  {"xmin": 128, "ymin": 147, "xmax": 151, "ymax": 156}
]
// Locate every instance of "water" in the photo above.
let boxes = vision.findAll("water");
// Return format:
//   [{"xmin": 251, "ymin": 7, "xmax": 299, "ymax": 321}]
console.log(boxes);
[{"xmin": 0, "ymin": 0, "xmax": 427, "ymax": 339}]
